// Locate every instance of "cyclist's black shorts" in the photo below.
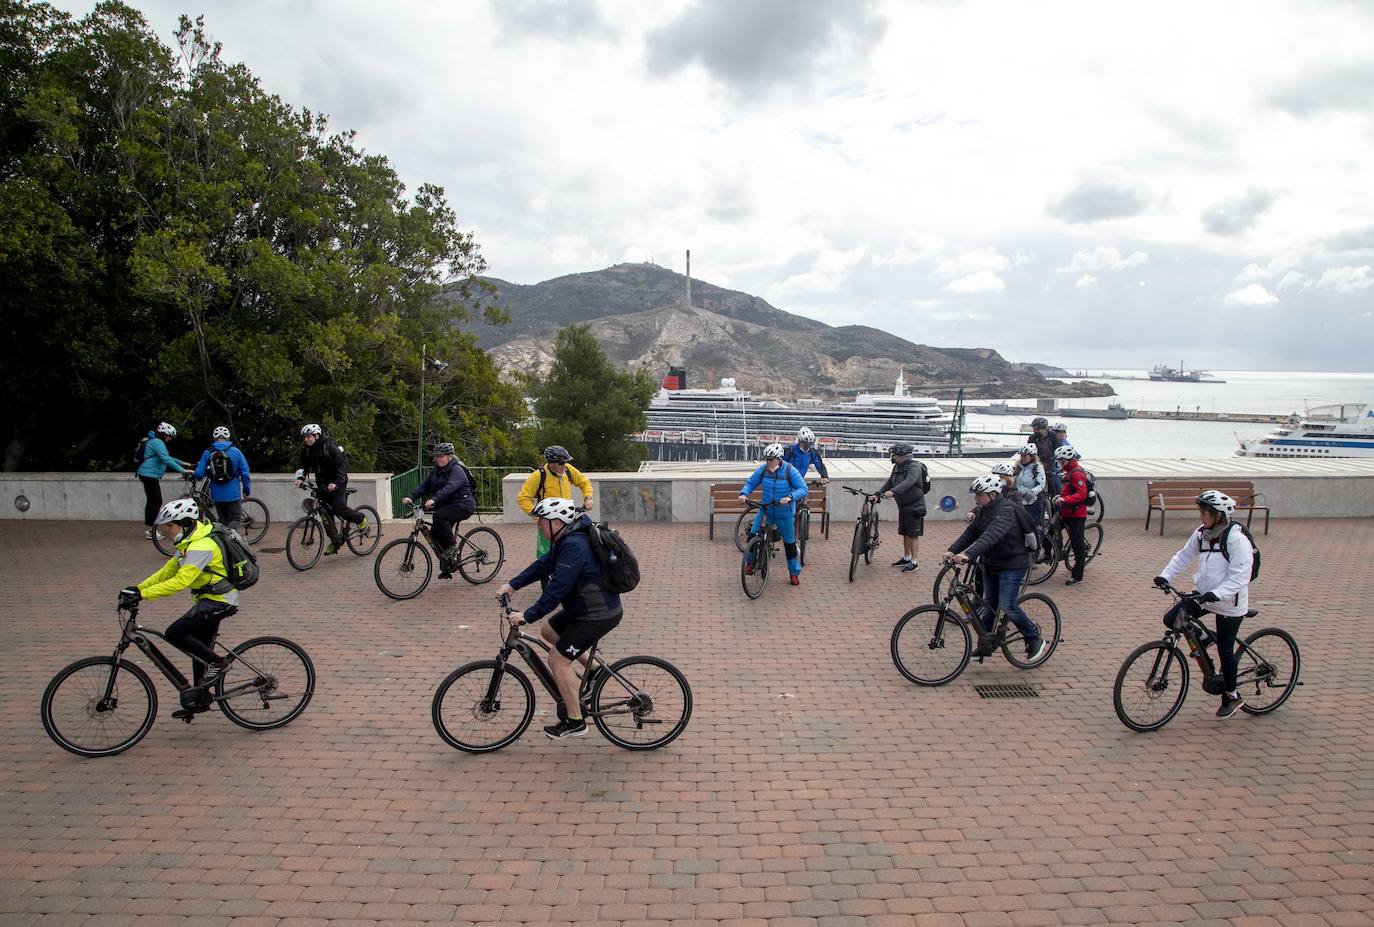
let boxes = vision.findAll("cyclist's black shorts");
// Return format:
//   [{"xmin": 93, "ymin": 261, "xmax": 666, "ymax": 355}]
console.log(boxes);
[
  {"xmin": 548, "ymin": 611, "xmax": 621, "ymax": 660},
  {"xmin": 897, "ymin": 509, "xmax": 924, "ymax": 537}
]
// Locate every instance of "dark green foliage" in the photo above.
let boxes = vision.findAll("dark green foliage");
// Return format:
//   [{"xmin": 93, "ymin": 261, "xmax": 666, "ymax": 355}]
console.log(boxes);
[
  {"xmin": 0, "ymin": 1, "xmax": 528, "ymax": 471},
  {"xmin": 529, "ymin": 324, "xmax": 655, "ymax": 471}
]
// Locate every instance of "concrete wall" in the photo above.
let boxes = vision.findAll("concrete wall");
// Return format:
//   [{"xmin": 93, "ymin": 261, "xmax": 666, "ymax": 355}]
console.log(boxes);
[{"xmin": 0, "ymin": 473, "xmax": 393, "ymax": 522}]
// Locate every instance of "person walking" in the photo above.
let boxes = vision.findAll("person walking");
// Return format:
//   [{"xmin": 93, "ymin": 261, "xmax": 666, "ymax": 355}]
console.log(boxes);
[
  {"xmin": 516, "ymin": 446, "xmax": 594, "ymax": 560},
  {"xmin": 137, "ymin": 422, "xmax": 189, "ymax": 539},
  {"xmin": 875, "ymin": 442, "xmax": 929, "ymax": 573},
  {"xmin": 193, "ymin": 426, "xmax": 252, "ymax": 532}
]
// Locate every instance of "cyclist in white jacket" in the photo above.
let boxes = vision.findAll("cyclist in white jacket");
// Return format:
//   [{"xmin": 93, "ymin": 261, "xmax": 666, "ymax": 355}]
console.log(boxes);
[{"xmin": 1153, "ymin": 490, "xmax": 1255, "ymax": 719}]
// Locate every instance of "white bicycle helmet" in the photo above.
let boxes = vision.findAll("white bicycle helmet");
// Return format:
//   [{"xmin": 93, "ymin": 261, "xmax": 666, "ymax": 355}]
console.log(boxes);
[
  {"xmin": 991, "ymin": 461, "xmax": 1016, "ymax": 476},
  {"xmin": 969, "ymin": 474, "xmax": 1002, "ymax": 495},
  {"xmin": 1051, "ymin": 421, "xmax": 1068, "ymax": 433},
  {"xmin": 762, "ymin": 443, "xmax": 785, "ymax": 459},
  {"xmin": 1019, "ymin": 443, "xmax": 1038, "ymax": 456},
  {"xmin": 154, "ymin": 497, "xmax": 200, "ymax": 525},
  {"xmin": 1195, "ymin": 490, "xmax": 1236, "ymax": 517},
  {"xmin": 212, "ymin": 426, "xmax": 230, "ymax": 441},
  {"xmin": 156, "ymin": 421, "xmax": 176, "ymax": 437},
  {"xmin": 531, "ymin": 497, "xmax": 579, "ymax": 524},
  {"xmin": 1053, "ymin": 444, "xmax": 1080, "ymax": 461},
  {"xmin": 797, "ymin": 427, "xmax": 816, "ymax": 445},
  {"xmin": 300, "ymin": 423, "xmax": 322, "ymax": 437}
]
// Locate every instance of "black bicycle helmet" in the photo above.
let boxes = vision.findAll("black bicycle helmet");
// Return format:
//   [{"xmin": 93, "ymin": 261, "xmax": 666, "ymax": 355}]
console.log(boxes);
[
  {"xmin": 543, "ymin": 445, "xmax": 572, "ymax": 463},
  {"xmin": 890, "ymin": 442, "xmax": 914, "ymax": 457},
  {"xmin": 1031, "ymin": 416, "xmax": 1049, "ymax": 429}
]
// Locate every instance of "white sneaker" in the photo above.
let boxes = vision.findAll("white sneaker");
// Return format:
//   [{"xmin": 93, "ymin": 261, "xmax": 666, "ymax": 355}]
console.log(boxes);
[{"xmin": 144, "ymin": 529, "xmax": 156, "ymax": 540}]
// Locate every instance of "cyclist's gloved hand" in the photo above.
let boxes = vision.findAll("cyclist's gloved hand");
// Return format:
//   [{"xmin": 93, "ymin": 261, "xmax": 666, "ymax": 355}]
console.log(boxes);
[
  {"xmin": 119, "ymin": 587, "xmax": 141, "ymax": 606},
  {"xmin": 1198, "ymin": 591, "xmax": 1220, "ymax": 604},
  {"xmin": 1153, "ymin": 576, "xmax": 1169, "ymax": 589}
]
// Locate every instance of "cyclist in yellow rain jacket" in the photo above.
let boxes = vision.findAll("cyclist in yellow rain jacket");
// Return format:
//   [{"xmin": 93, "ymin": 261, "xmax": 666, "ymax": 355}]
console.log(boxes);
[
  {"xmin": 516, "ymin": 446, "xmax": 594, "ymax": 558},
  {"xmin": 119, "ymin": 498, "xmax": 237, "ymax": 701}
]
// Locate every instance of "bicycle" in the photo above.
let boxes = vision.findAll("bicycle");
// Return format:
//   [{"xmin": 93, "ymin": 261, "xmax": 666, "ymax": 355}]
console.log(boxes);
[
  {"xmin": 40, "ymin": 602, "xmax": 315, "ymax": 757},
  {"xmin": 842, "ymin": 486, "xmax": 881, "ymax": 583},
  {"xmin": 431, "ymin": 595, "xmax": 692, "ymax": 752},
  {"xmin": 891, "ymin": 558, "xmax": 1062, "ymax": 686},
  {"xmin": 733, "ymin": 481, "xmax": 822, "ymax": 566},
  {"xmin": 151, "ymin": 475, "xmax": 270, "ymax": 556},
  {"xmin": 1024, "ymin": 509, "xmax": 1104, "ymax": 585},
  {"xmin": 739, "ymin": 498, "xmax": 787, "ymax": 599},
  {"xmin": 374, "ymin": 503, "xmax": 506, "ymax": 599},
  {"xmin": 1113, "ymin": 580, "xmax": 1300, "ymax": 732},
  {"xmin": 285, "ymin": 479, "xmax": 381, "ymax": 571}
]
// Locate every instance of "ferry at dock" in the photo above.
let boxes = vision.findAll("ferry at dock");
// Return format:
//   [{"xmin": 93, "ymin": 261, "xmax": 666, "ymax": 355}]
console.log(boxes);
[{"xmin": 1236, "ymin": 402, "xmax": 1374, "ymax": 458}]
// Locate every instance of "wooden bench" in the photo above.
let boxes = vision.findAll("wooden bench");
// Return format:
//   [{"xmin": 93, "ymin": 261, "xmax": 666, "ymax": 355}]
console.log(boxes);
[
  {"xmin": 1145, "ymin": 480, "xmax": 1270, "ymax": 535},
  {"xmin": 708, "ymin": 481, "xmax": 831, "ymax": 540}
]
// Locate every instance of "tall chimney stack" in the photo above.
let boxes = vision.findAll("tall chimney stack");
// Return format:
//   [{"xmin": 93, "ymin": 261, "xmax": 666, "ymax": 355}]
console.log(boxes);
[{"xmin": 685, "ymin": 249, "xmax": 692, "ymax": 308}]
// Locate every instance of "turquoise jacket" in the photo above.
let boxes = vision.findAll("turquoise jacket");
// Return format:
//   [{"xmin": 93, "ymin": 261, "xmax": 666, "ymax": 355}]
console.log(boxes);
[{"xmin": 137, "ymin": 432, "xmax": 185, "ymax": 479}]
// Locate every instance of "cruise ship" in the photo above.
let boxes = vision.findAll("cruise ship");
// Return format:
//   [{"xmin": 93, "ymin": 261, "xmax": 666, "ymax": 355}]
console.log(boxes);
[
  {"xmin": 1236, "ymin": 402, "xmax": 1374, "ymax": 458},
  {"xmin": 633, "ymin": 368, "xmax": 1021, "ymax": 460}
]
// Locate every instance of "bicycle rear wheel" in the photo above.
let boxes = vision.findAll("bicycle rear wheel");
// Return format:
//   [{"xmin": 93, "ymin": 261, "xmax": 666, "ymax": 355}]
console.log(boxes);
[
  {"xmin": 890, "ymin": 605, "xmax": 972, "ymax": 686},
  {"xmin": 741, "ymin": 535, "xmax": 768, "ymax": 599},
  {"xmin": 432, "ymin": 660, "xmax": 535, "ymax": 753},
  {"xmin": 239, "ymin": 498, "xmax": 270, "ymax": 544},
  {"xmin": 286, "ymin": 516, "xmax": 324, "ymax": 571},
  {"xmin": 218, "ymin": 637, "xmax": 315, "ymax": 730},
  {"xmin": 457, "ymin": 526, "xmax": 505, "ymax": 584},
  {"xmin": 346, "ymin": 505, "xmax": 382, "ymax": 555},
  {"xmin": 590, "ymin": 656, "xmax": 693, "ymax": 750},
  {"xmin": 733, "ymin": 511, "xmax": 752, "ymax": 553},
  {"xmin": 1001, "ymin": 593, "xmax": 1061, "ymax": 669},
  {"xmin": 1088, "ymin": 495, "xmax": 1105, "ymax": 525},
  {"xmin": 374, "ymin": 538, "xmax": 433, "ymax": 600},
  {"xmin": 1114, "ymin": 641, "xmax": 1189, "ymax": 732},
  {"xmin": 41, "ymin": 657, "xmax": 157, "ymax": 758},
  {"xmin": 1085, "ymin": 523, "xmax": 1104, "ymax": 562},
  {"xmin": 1026, "ymin": 532, "xmax": 1060, "ymax": 585},
  {"xmin": 152, "ymin": 530, "xmax": 176, "ymax": 558},
  {"xmin": 1238, "ymin": 628, "xmax": 1300, "ymax": 715}
]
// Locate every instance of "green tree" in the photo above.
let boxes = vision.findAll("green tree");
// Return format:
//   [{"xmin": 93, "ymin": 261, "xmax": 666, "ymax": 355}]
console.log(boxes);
[
  {"xmin": 529, "ymin": 324, "xmax": 654, "ymax": 471},
  {"xmin": 0, "ymin": 1, "xmax": 527, "ymax": 472}
]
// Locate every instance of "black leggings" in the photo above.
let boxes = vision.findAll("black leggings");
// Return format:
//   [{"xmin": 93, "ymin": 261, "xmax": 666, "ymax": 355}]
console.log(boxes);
[
  {"xmin": 432, "ymin": 501, "xmax": 474, "ymax": 551},
  {"xmin": 140, "ymin": 476, "xmax": 163, "ymax": 526},
  {"xmin": 166, "ymin": 600, "xmax": 236, "ymax": 681},
  {"xmin": 320, "ymin": 485, "xmax": 363, "ymax": 541},
  {"xmin": 1215, "ymin": 613, "xmax": 1244, "ymax": 692},
  {"xmin": 1062, "ymin": 516, "xmax": 1087, "ymax": 580}
]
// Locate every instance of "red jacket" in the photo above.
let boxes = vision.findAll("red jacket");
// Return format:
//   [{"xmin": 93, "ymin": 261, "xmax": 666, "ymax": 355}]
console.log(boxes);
[{"xmin": 1058, "ymin": 460, "xmax": 1089, "ymax": 519}]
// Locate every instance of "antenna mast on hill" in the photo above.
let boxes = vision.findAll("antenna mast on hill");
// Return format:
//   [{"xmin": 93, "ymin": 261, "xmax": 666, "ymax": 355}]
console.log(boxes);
[{"xmin": 685, "ymin": 249, "xmax": 692, "ymax": 308}]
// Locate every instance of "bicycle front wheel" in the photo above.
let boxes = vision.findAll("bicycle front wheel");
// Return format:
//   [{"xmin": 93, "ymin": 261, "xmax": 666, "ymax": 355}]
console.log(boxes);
[
  {"xmin": 848, "ymin": 522, "xmax": 864, "ymax": 582},
  {"xmin": 1114, "ymin": 641, "xmax": 1190, "ymax": 732},
  {"xmin": 239, "ymin": 498, "xmax": 270, "ymax": 544},
  {"xmin": 795, "ymin": 509, "xmax": 809, "ymax": 566},
  {"xmin": 932, "ymin": 562, "xmax": 960, "ymax": 604},
  {"xmin": 590, "ymin": 656, "xmax": 693, "ymax": 751},
  {"xmin": 1001, "ymin": 593, "xmax": 1062, "ymax": 669},
  {"xmin": 741, "ymin": 535, "xmax": 768, "ymax": 599},
  {"xmin": 374, "ymin": 538, "xmax": 433, "ymax": 600},
  {"xmin": 286, "ymin": 516, "xmax": 324, "ymax": 571},
  {"xmin": 457, "ymin": 527, "xmax": 505, "ymax": 584},
  {"xmin": 733, "ymin": 511, "xmax": 752, "ymax": 553},
  {"xmin": 346, "ymin": 505, "xmax": 382, "ymax": 555},
  {"xmin": 41, "ymin": 657, "xmax": 157, "ymax": 758},
  {"xmin": 891, "ymin": 605, "xmax": 972, "ymax": 686},
  {"xmin": 1026, "ymin": 533, "xmax": 1060, "ymax": 585},
  {"xmin": 432, "ymin": 660, "xmax": 535, "ymax": 753},
  {"xmin": 863, "ymin": 518, "xmax": 876, "ymax": 564},
  {"xmin": 218, "ymin": 637, "xmax": 315, "ymax": 730},
  {"xmin": 1238, "ymin": 627, "xmax": 1301, "ymax": 715}
]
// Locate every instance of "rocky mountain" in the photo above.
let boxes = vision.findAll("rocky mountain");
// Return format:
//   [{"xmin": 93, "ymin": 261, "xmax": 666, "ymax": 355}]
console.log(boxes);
[{"xmin": 459, "ymin": 263, "xmax": 1113, "ymax": 401}]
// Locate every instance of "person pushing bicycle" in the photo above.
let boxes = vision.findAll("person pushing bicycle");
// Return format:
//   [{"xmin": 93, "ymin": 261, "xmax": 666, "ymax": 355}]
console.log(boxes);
[
  {"xmin": 739, "ymin": 443, "xmax": 808, "ymax": 585},
  {"xmin": 496, "ymin": 498, "xmax": 623, "ymax": 740},
  {"xmin": 1153, "ymin": 490, "xmax": 1256, "ymax": 719},
  {"xmin": 118, "ymin": 498, "xmax": 236, "ymax": 718},
  {"xmin": 401, "ymin": 442, "xmax": 477, "ymax": 580}
]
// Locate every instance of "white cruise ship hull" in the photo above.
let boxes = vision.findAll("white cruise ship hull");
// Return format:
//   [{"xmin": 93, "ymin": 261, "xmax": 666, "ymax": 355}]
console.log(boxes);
[{"xmin": 1236, "ymin": 403, "xmax": 1374, "ymax": 458}]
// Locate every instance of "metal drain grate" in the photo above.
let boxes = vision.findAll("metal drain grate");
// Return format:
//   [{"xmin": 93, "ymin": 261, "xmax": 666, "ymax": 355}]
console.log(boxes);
[
  {"xmin": 973, "ymin": 683, "xmax": 1039, "ymax": 699},
  {"xmin": 258, "ymin": 547, "xmax": 285, "ymax": 554}
]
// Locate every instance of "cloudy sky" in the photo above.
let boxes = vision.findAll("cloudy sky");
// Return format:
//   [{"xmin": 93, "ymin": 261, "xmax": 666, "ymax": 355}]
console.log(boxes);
[{"xmin": 59, "ymin": 0, "xmax": 1374, "ymax": 370}]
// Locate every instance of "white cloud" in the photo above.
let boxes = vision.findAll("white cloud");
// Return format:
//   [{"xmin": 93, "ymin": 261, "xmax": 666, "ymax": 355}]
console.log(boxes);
[
  {"xmin": 1278, "ymin": 270, "xmax": 1312, "ymax": 291},
  {"xmin": 871, "ymin": 232, "xmax": 944, "ymax": 267},
  {"xmin": 1224, "ymin": 284, "xmax": 1279, "ymax": 306},
  {"xmin": 1314, "ymin": 265, "xmax": 1374, "ymax": 293},
  {"xmin": 945, "ymin": 271, "xmax": 1005, "ymax": 293},
  {"xmin": 935, "ymin": 247, "xmax": 1011, "ymax": 278},
  {"xmin": 1075, "ymin": 275, "xmax": 1098, "ymax": 288},
  {"xmin": 1058, "ymin": 246, "xmax": 1150, "ymax": 274},
  {"xmin": 766, "ymin": 244, "xmax": 870, "ymax": 301}
]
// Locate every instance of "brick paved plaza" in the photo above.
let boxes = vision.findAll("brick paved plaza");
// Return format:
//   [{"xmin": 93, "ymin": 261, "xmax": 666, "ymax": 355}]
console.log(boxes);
[{"xmin": 1, "ymin": 515, "xmax": 1371, "ymax": 927}]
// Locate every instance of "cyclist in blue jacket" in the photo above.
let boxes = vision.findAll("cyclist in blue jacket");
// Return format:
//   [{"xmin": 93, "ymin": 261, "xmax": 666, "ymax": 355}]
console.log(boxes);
[
  {"xmin": 739, "ymin": 443, "xmax": 809, "ymax": 585},
  {"xmin": 193, "ymin": 426, "xmax": 252, "ymax": 531},
  {"xmin": 782, "ymin": 427, "xmax": 829, "ymax": 484}
]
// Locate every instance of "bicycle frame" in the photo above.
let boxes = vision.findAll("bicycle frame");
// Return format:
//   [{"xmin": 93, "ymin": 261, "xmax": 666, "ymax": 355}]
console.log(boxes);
[
  {"xmin": 104, "ymin": 607, "xmax": 270, "ymax": 707},
  {"xmin": 400, "ymin": 506, "xmax": 483, "ymax": 566},
  {"xmin": 1152, "ymin": 584, "xmax": 1275, "ymax": 693}
]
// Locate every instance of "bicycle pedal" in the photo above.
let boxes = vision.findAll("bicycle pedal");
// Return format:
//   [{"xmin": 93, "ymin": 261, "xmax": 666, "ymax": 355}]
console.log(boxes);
[{"xmin": 171, "ymin": 709, "xmax": 196, "ymax": 722}]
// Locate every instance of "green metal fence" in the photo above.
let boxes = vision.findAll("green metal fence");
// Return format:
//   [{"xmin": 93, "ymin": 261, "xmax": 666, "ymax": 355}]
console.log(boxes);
[{"xmin": 389, "ymin": 465, "xmax": 532, "ymax": 518}]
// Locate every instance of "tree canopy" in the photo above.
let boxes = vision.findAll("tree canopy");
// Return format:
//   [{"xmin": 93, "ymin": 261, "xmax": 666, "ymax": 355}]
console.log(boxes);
[
  {"xmin": 529, "ymin": 324, "xmax": 655, "ymax": 471},
  {"xmin": 1, "ymin": 1, "xmax": 533, "ymax": 472}
]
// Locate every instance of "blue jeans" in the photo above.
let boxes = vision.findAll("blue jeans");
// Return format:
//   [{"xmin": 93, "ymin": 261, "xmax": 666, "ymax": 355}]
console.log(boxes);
[
  {"xmin": 749, "ymin": 504, "xmax": 801, "ymax": 575},
  {"xmin": 981, "ymin": 568, "xmax": 1039, "ymax": 642}
]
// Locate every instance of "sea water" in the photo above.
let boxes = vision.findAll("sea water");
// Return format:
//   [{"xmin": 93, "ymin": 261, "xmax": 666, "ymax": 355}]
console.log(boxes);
[{"xmin": 962, "ymin": 370, "xmax": 1374, "ymax": 459}]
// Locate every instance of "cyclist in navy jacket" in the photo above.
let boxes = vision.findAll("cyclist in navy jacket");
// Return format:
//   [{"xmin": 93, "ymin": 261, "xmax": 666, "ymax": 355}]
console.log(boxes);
[
  {"xmin": 739, "ymin": 443, "xmax": 809, "ymax": 585},
  {"xmin": 782, "ymin": 427, "xmax": 829, "ymax": 483},
  {"xmin": 402, "ymin": 442, "xmax": 476, "ymax": 579}
]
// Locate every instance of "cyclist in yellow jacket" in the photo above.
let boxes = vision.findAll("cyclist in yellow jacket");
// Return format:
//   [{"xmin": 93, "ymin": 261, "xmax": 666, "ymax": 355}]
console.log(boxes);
[
  {"xmin": 516, "ymin": 446, "xmax": 594, "ymax": 558},
  {"xmin": 119, "ymin": 498, "xmax": 237, "ymax": 712}
]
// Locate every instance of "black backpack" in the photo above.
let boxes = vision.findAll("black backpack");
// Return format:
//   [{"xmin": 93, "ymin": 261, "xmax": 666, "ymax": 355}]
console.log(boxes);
[
  {"xmin": 207, "ymin": 446, "xmax": 238, "ymax": 484},
  {"xmin": 133, "ymin": 436, "xmax": 150, "ymax": 473},
  {"xmin": 1201, "ymin": 523, "xmax": 1261, "ymax": 581},
  {"xmin": 205, "ymin": 523, "xmax": 260, "ymax": 591},
  {"xmin": 582, "ymin": 521, "xmax": 640, "ymax": 594},
  {"xmin": 917, "ymin": 460, "xmax": 931, "ymax": 495},
  {"xmin": 1081, "ymin": 468, "xmax": 1097, "ymax": 504}
]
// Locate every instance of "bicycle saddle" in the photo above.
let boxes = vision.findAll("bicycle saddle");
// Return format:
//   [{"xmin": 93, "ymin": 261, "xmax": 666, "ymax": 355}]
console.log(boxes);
[
  {"xmin": 1245, "ymin": 607, "xmax": 1259, "ymax": 617},
  {"xmin": 346, "ymin": 488, "xmax": 357, "ymax": 495}
]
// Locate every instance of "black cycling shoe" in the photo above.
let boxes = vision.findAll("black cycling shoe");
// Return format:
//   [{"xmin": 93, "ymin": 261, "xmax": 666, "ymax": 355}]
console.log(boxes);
[
  {"xmin": 1216, "ymin": 693, "xmax": 1244, "ymax": 719},
  {"xmin": 171, "ymin": 709, "xmax": 198, "ymax": 722},
  {"xmin": 543, "ymin": 717, "xmax": 588, "ymax": 739}
]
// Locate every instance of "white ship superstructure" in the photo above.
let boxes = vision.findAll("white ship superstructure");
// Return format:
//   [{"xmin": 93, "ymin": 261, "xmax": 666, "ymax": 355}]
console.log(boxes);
[{"xmin": 1236, "ymin": 403, "xmax": 1374, "ymax": 458}]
